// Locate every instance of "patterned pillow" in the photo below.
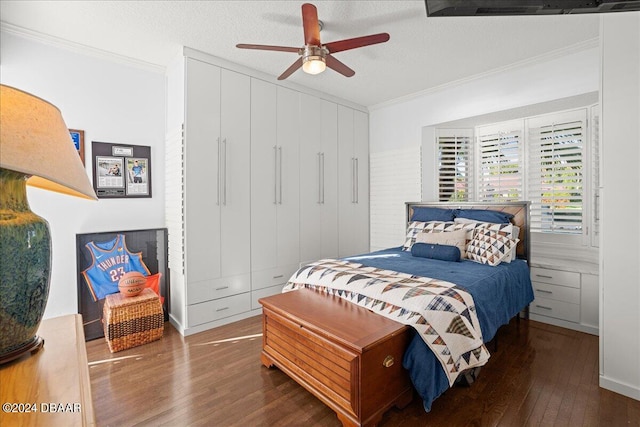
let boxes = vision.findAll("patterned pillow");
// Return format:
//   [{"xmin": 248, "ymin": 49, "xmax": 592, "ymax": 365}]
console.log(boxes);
[
  {"xmin": 453, "ymin": 218, "xmax": 519, "ymax": 240},
  {"xmin": 402, "ymin": 221, "xmax": 456, "ymax": 251},
  {"xmin": 466, "ymin": 228, "xmax": 519, "ymax": 266}
]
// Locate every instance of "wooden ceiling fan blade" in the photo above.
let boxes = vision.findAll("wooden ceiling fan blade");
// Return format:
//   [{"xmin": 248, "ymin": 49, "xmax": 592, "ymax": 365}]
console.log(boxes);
[
  {"xmin": 278, "ymin": 58, "xmax": 304, "ymax": 80},
  {"xmin": 302, "ymin": 3, "xmax": 321, "ymax": 46},
  {"xmin": 325, "ymin": 55, "xmax": 355, "ymax": 78},
  {"xmin": 324, "ymin": 33, "xmax": 390, "ymax": 54},
  {"xmin": 236, "ymin": 44, "xmax": 300, "ymax": 53}
]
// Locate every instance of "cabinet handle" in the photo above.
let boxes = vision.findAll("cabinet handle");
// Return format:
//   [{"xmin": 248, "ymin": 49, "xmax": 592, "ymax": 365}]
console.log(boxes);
[
  {"xmin": 383, "ymin": 355, "xmax": 395, "ymax": 368},
  {"xmin": 217, "ymin": 137, "xmax": 221, "ymax": 206},
  {"xmin": 351, "ymin": 157, "xmax": 356, "ymax": 203},
  {"xmin": 216, "ymin": 286, "xmax": 229, "ymax": 291},
  {"xmin": 321, "ymin": 152, "xmax": 325, "ymax": 204},
  {"xmin": 354, "ymin": 157, "xmax": 359, "ymax": 204},
  {"xmin": 216, "ymin": 307, "xmax": 229, "ymax": 312},
  {"xmin": 223, "ymin": 138, "xmax": 227, "ymax": 206},
  {"xmin": 273, "ymin": 146, "xmax": 278, "ymax": 204},
  {"xmin": 272, "ymin": 274, "xmax": 284, "ymax": 279},
  {"xmin": 535, "ymin": 289, "xmax": 553, "ymax": 294},
  {"xmin": 317, "ymin": 152, "xmax": 322, "ymax": 204},
  {"xmin": 535, "ymin": 305, "xmax": 552, "ymax": 311},
  {"xmin": 535, "ymin": 274, "xmax": 554, "ymax": 279},
  {"xmin": 279, "ymin": 146, "xmax": 283, "ymax": 204}
]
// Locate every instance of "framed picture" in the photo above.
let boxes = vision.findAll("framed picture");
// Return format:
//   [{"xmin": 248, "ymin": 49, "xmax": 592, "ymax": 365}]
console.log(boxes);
[
  {"xmin": 76, "ymin": 228, "xmax": 169, "ymax": 340},
  {"xmin": 126, "ymin": 157, "xmax": 149, "ymax": 196},
  {"xmin": 91, "ymin": 141, "xmax": 152, "ymax": 198},
  {"xmin": 69, "ymin": 129, "xmax": 85, "ymax": 165}
]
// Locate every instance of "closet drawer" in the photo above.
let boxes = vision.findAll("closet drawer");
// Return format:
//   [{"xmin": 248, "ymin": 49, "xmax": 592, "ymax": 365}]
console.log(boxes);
[
  {"xmin": 187, "ymin": 273, "xmax": 251, "ymax": 305},
  {"xmin": 530, "ymin": 267, "xmax": 580, "ymax": 288},
  {"xmin": 532, "ymin": 282, "xmax": 580, "ymax": 305},
  {"xmin": 251, "ymin": 284, "xmax": 283, "ymax": 310},
  {"xmin": 187, "ymin": 293, "xmax": 251, "ymax": 327},
  {"xmin": 252, "ymin": 264, "xmax": 298, "ymax": 291},
  {"xmin": 530, "ymin": 296, "xmax": 580, "ymax": 322}
]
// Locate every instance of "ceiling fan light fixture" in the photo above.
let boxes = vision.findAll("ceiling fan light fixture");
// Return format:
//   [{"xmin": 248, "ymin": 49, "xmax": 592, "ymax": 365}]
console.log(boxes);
[{"xmin": 302, "ymin": 46, "xmax": 326, "ymax": 75}]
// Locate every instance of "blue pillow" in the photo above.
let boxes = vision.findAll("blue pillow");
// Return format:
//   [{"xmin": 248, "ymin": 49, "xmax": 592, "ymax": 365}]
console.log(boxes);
[
  {"xmin": 410, "ymin": 207, "xmax": 456, "ymax": 222},
  {"xmin": 454, "ymin": 209, "xmax": 514, "ymax": 224},
  {"xmin": 411, "ymin": 243, "xmax": 461, "ymax": 262}
]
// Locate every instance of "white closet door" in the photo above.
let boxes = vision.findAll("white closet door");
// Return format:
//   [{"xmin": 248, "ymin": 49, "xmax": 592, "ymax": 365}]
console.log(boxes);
[
  {"xmin": 219, "ymin": 69, "xmax": 251, "ymax": 277},
  {"xmin": 352, "ymin": 109, "xmax": 370, "ymax": 255},
  {"xmin": 250, "ymin": 78, "xmax": 278, "ymax": 272},
  {"xmin": 184, "ymin": 58, "xmax": 221, "ymax": 283},
  {"xmin": 320, "ymin": 100, "xmax": 339, "ymax": 259},
  {"xmin": 338, "ymin": 105, "xmax": 356, "ymax": 257},
  {"xmin": 275, "ymin": 86, "xmax": 300, "ymax": 268},
  {"xmin": 299, "ymin": 94, "xmax": 323, "ymax": 263}
]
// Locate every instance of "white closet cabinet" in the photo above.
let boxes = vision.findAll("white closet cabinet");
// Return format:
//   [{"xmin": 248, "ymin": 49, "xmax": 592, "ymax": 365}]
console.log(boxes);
[
  {"xmin": 183, "ymin": 58, "xmax": 251, "ymax": 327},
  {"xmin": 250, "ymin": 79, "xmax": 301, "ymax": 308},
  {"xmin": 299, "ymin": 94, "xmax": 339, "ymax": 265},
  {"xmin": 338, "ymin": 105, "xmax": 370, "ymax": 257}
]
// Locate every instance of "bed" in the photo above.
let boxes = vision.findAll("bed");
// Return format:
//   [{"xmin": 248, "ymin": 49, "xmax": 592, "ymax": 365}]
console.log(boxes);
[{"xmin": 273, "ymin": 202, "xmax": 534, "ymax": 416}]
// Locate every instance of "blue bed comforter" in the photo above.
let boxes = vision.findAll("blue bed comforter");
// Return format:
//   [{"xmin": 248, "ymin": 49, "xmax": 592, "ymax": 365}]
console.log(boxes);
[{"xmin": 343, "ymin": 247, "xmax": 534, "ymax": 412}]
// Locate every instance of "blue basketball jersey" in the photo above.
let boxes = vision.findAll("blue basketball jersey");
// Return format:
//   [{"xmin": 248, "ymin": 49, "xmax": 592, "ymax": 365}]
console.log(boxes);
[{"xmin": 82, "ymin": 234, "xmax": 150, "ymax": 301}]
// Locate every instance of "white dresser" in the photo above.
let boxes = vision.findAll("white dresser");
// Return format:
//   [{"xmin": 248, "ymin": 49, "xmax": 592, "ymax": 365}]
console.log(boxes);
[{"xmin": 529, "ymin": 259, "xmax": 598, "ymax": 335}]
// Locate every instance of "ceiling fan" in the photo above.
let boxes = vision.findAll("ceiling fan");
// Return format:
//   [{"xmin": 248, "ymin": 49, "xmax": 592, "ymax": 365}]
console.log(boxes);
[{"xmin": 236, "ymin": 3, "xmax": 390, "ymax": 80}]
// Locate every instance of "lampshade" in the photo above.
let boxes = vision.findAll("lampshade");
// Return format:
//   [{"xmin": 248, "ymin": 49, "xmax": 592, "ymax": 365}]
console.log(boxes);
[{"xmin": 0, "ymin": 85, "xmax": 97, "ymax": 200}]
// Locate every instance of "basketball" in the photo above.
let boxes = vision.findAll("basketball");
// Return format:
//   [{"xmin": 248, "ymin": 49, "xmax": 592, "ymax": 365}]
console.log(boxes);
[{"xmin": 118, "ymin": 271, "xmax": 147, "ymax": 297}]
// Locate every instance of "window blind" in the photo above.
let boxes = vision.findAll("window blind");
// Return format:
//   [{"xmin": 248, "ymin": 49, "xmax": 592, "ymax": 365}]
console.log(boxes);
[
  {"xmin": 477, "ymin": 123, "xmax": 523, "ymax": 202},
  {"xmin": 527, "ymin": 110, "xmax": 586, "ymax": 234},
  {"xmin": 437, "ymin": 129, "xmax": 473, "ymax": 202}
]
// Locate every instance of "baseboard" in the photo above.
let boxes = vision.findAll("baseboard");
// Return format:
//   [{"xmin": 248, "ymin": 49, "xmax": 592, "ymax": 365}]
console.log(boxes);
[
  {"xmin": 529, "ymin": 313, "xmax": 599, "ymax": 336},
  {"xmin": 600, "ymin": 375, "xmax": 640, "ymax": 401}
]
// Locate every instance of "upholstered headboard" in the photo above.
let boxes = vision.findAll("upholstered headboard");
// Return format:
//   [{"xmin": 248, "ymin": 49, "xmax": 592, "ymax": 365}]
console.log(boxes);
[{"xmin": 405, "ymin": 201, "xmax": 530, "ymax": 262}]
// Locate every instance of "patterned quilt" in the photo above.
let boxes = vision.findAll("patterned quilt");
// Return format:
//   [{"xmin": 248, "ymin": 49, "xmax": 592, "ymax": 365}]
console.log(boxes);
[{"xmin": 283, "ymin": 259, "xmax": 490, "ymax": 386}]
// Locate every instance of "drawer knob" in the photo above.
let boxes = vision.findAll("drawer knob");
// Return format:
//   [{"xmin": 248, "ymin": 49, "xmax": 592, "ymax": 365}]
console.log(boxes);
[{"xmin": 383, "ymin": 355, "xmax": 395, "ymax": 368}]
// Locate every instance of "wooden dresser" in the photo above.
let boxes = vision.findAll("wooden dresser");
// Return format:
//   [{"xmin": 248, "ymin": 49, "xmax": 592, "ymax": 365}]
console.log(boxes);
[
  {"xmin": 0, "ymin": 314, "xmax": 95, "ymax": 427},
  {"xmin": 259, "ymin": 289, "xmax": 413, "ymax": 427}
]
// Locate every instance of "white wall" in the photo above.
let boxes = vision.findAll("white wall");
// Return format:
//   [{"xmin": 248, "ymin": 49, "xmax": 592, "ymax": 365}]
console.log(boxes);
[
  {"xmin": 0, "ymin": 31, "xmax": 166, "ymax": 319},
  {"xmin": 600, "ymin": 12, "xmax": 640, "ymax": 401}
]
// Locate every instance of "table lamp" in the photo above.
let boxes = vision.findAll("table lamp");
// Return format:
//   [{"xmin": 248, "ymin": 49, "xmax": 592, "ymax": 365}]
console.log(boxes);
[{"xmin": 0, "ymin": 84, "xmax": 97, "ymax": 364}]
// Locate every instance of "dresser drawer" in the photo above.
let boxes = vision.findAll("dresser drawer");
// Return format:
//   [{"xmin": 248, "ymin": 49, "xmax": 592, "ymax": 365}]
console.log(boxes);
[
  {"xmin": 531, "ymin": 296, "xmax": 580, "ymax": 322},
  {"xmin": 532, "ymin": 282, "xmax": 580, "ymax": 304},
  {"xmin": 531, "ymin": 267, "xmax": 580, "ymax": 288},
  {"xmin": 187, "ymin": 292, "xmax": 251, "ymax": 326}
]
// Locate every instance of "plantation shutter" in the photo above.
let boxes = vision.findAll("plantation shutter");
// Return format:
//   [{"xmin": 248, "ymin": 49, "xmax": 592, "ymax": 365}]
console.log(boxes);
[
  {"xmin": 527, "ymin": 109, "xmax": 587, "ymax": 234},
  {"xmin": 437, "ymin": 129, "xmax": 473, "ymax": 202},
  {"xmin": 476, "ymin": 121, "xmax": 523, "ymax": 202}
]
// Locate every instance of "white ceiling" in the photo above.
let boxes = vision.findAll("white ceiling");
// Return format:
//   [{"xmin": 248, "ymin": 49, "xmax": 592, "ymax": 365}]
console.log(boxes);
[{"xmin": 0, "ymin": 1, "xmax": 600, "ymax": 107}]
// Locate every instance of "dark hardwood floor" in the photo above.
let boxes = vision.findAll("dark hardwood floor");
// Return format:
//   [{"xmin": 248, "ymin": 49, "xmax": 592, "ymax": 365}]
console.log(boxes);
[{"xmin": 86, "ymin": 315, "xmax": 639, "ymax": 426}]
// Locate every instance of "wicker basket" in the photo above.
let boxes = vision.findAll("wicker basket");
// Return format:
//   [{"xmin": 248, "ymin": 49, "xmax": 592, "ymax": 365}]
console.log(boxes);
[{"xmin": 103, "ymin": 288, "xmax": 164, "ymax": 353}]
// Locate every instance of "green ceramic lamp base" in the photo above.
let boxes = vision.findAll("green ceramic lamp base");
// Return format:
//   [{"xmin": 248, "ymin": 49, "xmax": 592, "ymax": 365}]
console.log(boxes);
[{"xmin": 0, "ymin": 169, "xmax": 51, "ymax": 365}]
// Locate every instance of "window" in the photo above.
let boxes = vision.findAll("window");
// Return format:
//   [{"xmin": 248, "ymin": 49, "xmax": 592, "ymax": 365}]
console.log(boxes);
[
  {"xmin": 527, "ymin": 110, "xmax": 586, "ymax": 235},
  {"xmin": 476, "ymin": 121, "xmax": 523, "ymax": 202},
  {"xmin": 437, "ymin": 129, "xmax": 473, "ymax": 202},
  {"xmin": 435, "ymin": 108, "xmax": 591, "ymax": 241}
]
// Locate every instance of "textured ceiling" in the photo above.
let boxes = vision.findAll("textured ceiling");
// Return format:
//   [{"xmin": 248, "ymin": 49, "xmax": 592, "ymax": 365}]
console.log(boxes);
[{"xmin": 0, "ymin": 1, "xmax": 600, "ymax": 107}]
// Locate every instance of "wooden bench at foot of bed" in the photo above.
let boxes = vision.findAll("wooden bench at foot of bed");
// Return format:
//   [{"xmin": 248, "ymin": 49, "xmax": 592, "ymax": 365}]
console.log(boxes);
[{"xmin": 259, "ymin": 288, "xmax": 413, "ymax": 427}]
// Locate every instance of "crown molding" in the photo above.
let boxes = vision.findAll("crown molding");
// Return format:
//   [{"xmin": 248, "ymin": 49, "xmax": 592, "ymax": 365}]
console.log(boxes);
[
  {"xmin": 369, "ymin": 38, "xmax": 599, "ymax": 111},
  {"xmin": 1, "ymin": 22, "xmax": 166, "ymax": 74}
]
